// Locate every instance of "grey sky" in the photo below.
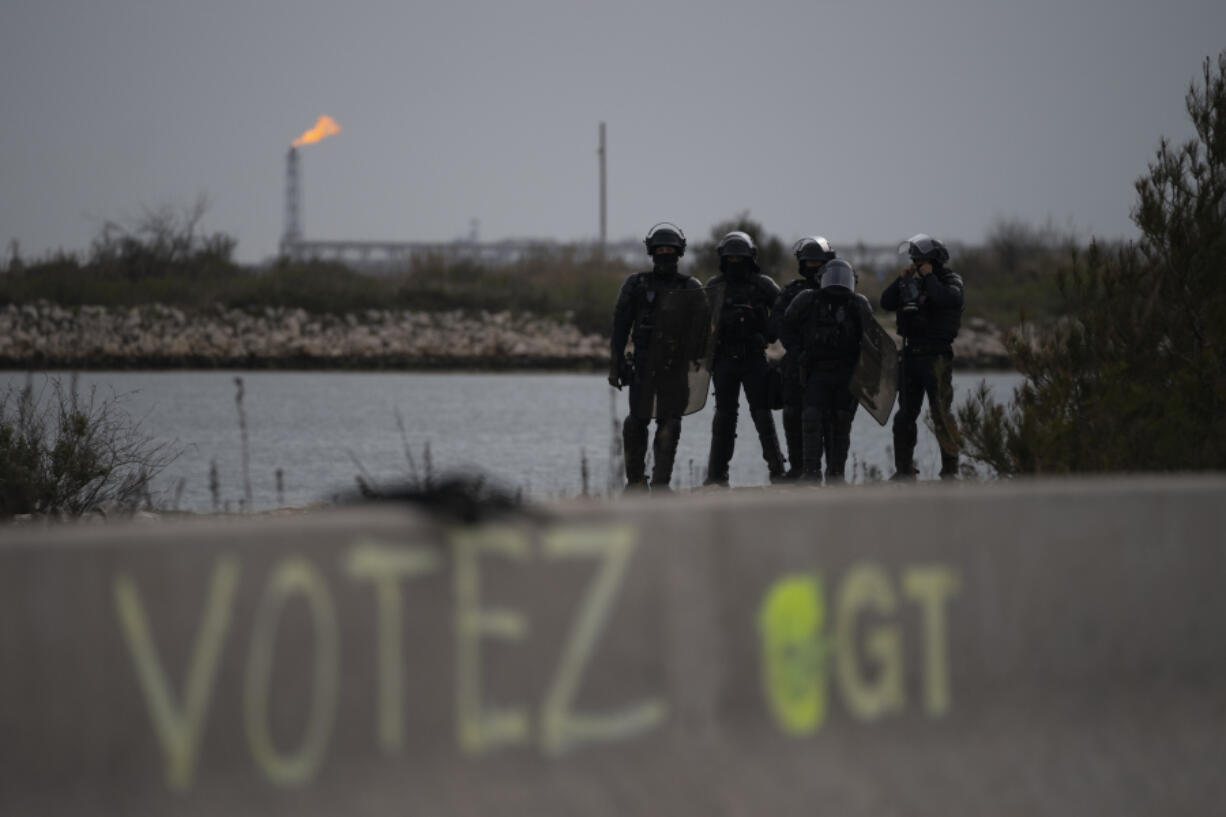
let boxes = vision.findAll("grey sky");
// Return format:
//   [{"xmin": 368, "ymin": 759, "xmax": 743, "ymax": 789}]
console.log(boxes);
[{"xmin": 3, "ymin": 0, "xmax": 1223, "ymax": 263}]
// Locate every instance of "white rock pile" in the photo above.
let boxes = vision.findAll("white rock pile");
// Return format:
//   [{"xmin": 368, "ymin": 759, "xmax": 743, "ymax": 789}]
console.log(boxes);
[
  {"xmin": 0, "ymin": 302, "xmax": 1010, "ymax": 369},
  {"xmin": 0, "ymin": 303, "xmax": 608, "ymax": 367}
]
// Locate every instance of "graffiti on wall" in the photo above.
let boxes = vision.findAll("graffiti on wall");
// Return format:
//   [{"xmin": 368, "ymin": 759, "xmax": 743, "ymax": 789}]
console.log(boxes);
[
  {"xmin": 758, "ymin": 565, "xmax": 960, "ymax": 736},
  {"xmin": 110, "ymin": 523, "xmax": 959, "ymax": 793}
]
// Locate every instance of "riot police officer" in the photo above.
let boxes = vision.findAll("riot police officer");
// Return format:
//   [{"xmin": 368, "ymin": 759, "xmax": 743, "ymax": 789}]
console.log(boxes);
[
  {"xmin": 771, "ymin": 236, "xmax": 838, "ymax": 480},
  {"xmin": 609, "ymin": 222, "xmax": 703, "ymax": 491},
  {"xmin": 781, "ymin": 259, "xmax": 871, "ymax": 483},
  {"xmin": 703, "ymin": 231, "xmax": 785, "ymax": 485},
  {"xmin": 880, "ymin": 233, "xmax": 964, "ymax": 479}
]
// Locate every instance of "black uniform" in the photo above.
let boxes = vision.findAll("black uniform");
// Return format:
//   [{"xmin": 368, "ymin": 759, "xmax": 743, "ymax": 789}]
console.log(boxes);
[
  {"xmin": 782, "ymin": 287, "xmax": 871, "ymax": 481},
  {"xmin": 610, "ymin": 265, "xmax": 703, "ymax": 489},
  {"xmin": 880, "ymin": 266, "xmax": 964, "ymax": 477},
  {"xmin": 771, "ymin": 274, "xmax": 820, "ymax": 478},
  {"xmin": 704, "ymin": 263, "xmax": 785, "ymax": 484}
]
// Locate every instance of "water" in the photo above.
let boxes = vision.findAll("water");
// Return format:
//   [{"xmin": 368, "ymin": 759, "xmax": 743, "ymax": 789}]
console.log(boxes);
[{"xmin": 1, "ymin": 370, "xmax": 1024, "ymax": 512}]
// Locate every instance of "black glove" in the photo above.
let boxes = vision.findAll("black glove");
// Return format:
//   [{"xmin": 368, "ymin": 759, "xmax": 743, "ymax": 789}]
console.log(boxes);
[{"xmin": 608, "ymin": 356, "xmax": 624, "ymax": 390}]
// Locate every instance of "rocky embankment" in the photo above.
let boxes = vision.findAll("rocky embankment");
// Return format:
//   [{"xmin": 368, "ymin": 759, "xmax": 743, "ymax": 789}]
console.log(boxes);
[
  {"xmin": 0, "ymin": 302, "xmax": 1010, "ymax": 370},
  {"xmin": 0, "ymin": 303, "xmax": 608, "ymax": 370},
  {"xmin": 950, "ymin": 316, "xmax": 1011, "ymax": 369}
]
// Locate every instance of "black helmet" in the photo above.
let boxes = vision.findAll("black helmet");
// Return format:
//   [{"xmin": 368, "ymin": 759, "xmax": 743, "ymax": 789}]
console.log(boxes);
[
  {"xmin": 820, "ymin": 259, "xmax": 856, "ymax": 293},
  {"xmin": 717, "ymin": 231, "xmax": 757, "ymax": 258},
  {"xmin": 794, "ymin": 235, "xmax": 835, "ymax": 278},
  {"xmin": 898, "ymin": 233, "xmax": 950, "ymax": 265},
  {"xmin": 644, "ymin": 222, "xmax": 687, "ymax": 257},
  {"xmin": 793, "ymin": 236, "xmax": 836, "ymax": 265}
]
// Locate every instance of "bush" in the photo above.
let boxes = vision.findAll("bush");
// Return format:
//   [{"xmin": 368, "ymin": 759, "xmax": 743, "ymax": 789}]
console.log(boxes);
[
  {"xmin": 389, "ymin": 247, "xmax": 634, "ymax": 334},
  {"xmin": 957, "ymin": 52, "xmax": 1226, "ymax": 474},
  {"xmin": 693, "ymin": 211, "xmax": 788, "ymax": 279},
  {"xmin": 0, "ymin": 375, "xmax": 179, "ymax": 517},
  {"xmin": 956, "ymin": 219, "xmax": 1082, "ymax": 328},
  {"xmin": 88, "ymin": 195, "xmax": 237, "ymax": 282},
  {"xmin": 0, "ymin": 202, "xmax": 1076, "ymax": 338}
]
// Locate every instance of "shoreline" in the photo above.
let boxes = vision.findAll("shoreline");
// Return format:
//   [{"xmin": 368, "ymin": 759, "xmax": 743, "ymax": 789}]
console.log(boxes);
[
  {"xmin": 0, "ymin": 354, "xmax": 610, "ymax": 373},
  {"xmin": 0, "ymin": 356, "xmax": 1012, "ymax": 373},
  {"xmin": 0, "ymin": 301, "xmax": 1013, "ymax": 372}
]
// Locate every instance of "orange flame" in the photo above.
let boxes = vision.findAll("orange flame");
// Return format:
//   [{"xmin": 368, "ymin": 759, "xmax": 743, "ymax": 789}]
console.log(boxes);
[{"xmin": 291, "ymin": 115, "xmax": 342, "ymax": 147}]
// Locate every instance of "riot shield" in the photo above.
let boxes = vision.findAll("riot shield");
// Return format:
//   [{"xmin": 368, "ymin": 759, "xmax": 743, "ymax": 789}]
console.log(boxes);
[
  {"xmin": 631, "ymin": 282, "xmax": 725, "ymax": 419},
  {"xmin": 851, "ymin": 302, "xmax": 899, "ymax": 426}
]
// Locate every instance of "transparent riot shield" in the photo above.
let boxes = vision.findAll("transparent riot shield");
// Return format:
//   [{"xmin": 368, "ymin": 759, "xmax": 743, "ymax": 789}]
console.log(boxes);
[
  {"xmin": 631, "ymin": 282, "xmax": 725, "ymax": 419},
  {"xmin": 851, "ymin": 302, "xmax": 899, "ymax": 426}
]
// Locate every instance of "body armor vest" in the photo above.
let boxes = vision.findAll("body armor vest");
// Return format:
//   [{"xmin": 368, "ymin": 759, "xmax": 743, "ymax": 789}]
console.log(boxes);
[
  {"xmin": 805, "ymin": 295, "xmax": 860, "ymax": 363},
  {"xmin": 628, "ymin": 272, "xmax": 696, "ymax": 348}
]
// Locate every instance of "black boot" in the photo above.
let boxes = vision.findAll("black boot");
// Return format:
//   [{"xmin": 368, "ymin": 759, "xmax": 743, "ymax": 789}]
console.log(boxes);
[
  {"xmin": 801, "ymin": 409, "xmax": 825, "ymax": 483},
  {"xmin": 891, "ymin": 423, "xmax": 918, "ymax": 481},
  {"xmin": 939, "ymin": 451, "xmax": 959, "ymax": 480},
  {"xmin": 781, "ymin": 405, "xmax": 804, "ymax": 480},
  {"xmin": 751, "ymin": 409, "xmax": 786, "ymax": 482},
  {"xmin": 704, "ymin": 410, "xmax": 737, "ymax": 486},
  {"xmin": 623, "ymin": 415, "xmax": 649, "ymax": 490},
  {"xmin": 651, "ymin": 418, "xmax": 682, "ymax": 492},
  {"xmin": 826, "ymin": 409, "xmax": 853, "ymax": 484}
]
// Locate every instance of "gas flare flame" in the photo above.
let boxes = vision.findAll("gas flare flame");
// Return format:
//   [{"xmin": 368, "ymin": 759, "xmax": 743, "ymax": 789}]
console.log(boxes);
[{"xmin": 291, "ymin": 115, "xmax": 341, "ymax": 148}]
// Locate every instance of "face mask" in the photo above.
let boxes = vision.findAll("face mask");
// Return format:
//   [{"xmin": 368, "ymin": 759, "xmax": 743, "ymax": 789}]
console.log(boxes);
[
  {"xmin": 653, "ymin": 255, "xmax": 679, "ymax": 273},
  {"xmin": 721, "ymin": 257, "xmax": 750, "ymax": 277}
]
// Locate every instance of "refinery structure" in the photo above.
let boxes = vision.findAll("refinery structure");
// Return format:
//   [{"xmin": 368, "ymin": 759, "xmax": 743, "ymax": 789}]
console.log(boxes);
[
  {"xmin": 277, "ymin": 117, "xmax": 899, "ymax": 273},
  {"xmin": 277, "ymin": 117, "xmax": 643, "ymax": 269}
]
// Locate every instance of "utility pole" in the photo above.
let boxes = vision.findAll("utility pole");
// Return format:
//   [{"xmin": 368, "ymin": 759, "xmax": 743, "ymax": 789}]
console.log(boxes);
[{"xmin": 598, "ymin": 122, "xmax": 607, "ymax": 255}]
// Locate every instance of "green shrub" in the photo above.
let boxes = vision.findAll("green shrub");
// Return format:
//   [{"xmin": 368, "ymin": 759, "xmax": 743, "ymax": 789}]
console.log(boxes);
[
  {"xmin": 0, "ymin": 201, "xmax": 1082, "ymax": 336},
  {"xmin": 958, "ymin": 52, "xmax": 1226, "ymax": 474},
  {"xmin": 0, "ymin": 375, "xmax": 179, "ymax": 517}
]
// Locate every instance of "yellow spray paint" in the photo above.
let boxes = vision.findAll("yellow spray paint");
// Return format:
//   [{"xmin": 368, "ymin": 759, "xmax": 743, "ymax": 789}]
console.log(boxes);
[
  {"xmin": 451, "ymin": 526, "xmax": 532, "ymax": 755},
  {"xmin": 760, "ymin": 561, "xmax": 961, "ymax": 730},
  {"xmin": 539, "ymin": 524, "xmax": 667, "ymax": 755},
  {"xmin": 903, "ymin": 566, "xmax": 960, "ymax": 717},
  {"xmin": 243, "ymin": 557, "xmax": 339, "ymax": 787},
  {"xmin": 343, "ymin": 541, "xmax": 440, "ymax": 753},
  {"xmin": 113, "ymin": 556, "xmax": 240, "ymax": 791},
  {"xmin": 835, "ymin": 562, "xmax": 905, "ymax": 720},
  {"xmin": 758, "ymin": 573, "xmax": 830, "ymax": 736}
]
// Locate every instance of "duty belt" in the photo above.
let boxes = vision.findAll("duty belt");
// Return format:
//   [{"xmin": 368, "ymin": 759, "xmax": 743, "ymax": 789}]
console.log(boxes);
[
  {"xmin": 718, "ymin": 337, "xmax": 764, "ymax": 359},
  {"xmin": 809, "ymin": 357, "xmax": 855, "ymax": 372},
  {"xmin": 902, "ymin": 340, "xmax": 954, "ymax": 356}
]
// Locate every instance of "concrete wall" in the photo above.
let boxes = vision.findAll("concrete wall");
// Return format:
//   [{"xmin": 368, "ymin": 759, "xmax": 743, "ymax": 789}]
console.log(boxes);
[{"xmin": 2, "ymin": 476, "xmax": 1224, "ymax": 816}]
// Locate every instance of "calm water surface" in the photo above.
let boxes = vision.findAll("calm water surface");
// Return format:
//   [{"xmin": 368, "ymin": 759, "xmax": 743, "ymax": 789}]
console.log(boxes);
[{"xmin": 2, "ymin": 370, "xmax": 1024, "ymax": 512}]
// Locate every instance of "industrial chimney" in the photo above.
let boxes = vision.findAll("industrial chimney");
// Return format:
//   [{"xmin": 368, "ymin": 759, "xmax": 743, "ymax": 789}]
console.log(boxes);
[{"xmin": 280, "ymin": 146, "xmax": 301, "ymax": 258}]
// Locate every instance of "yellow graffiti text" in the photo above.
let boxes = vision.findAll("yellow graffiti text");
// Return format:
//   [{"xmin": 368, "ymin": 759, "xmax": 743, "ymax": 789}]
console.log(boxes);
[
  {"xmin": 113, "ymin": 556, "xmax": 240, "ymax": 791},
  {"xmin": 836, "ymin": 562, "xmax": 905, "ymax": 721},
  {"xmin": 343, "ymin": 541, "xmax": 440, "ymax": 752},
  {"xmin": 244, "ymin": 557, "xmax": 339, "ymax": 787},
  {"xmin": 452, "ymin": 526, "xmax": 532, "ymax": 755},
  {"xmin": 903, "ymin": 565, "xmax": 961, "ymax": 716},
  {"xmin": 760, "ymin": 561, "xmax": 960, "ymax": 731},
  {"xmin": 540, "ymin": 524, "xmax": 666, "ymax": 755}
]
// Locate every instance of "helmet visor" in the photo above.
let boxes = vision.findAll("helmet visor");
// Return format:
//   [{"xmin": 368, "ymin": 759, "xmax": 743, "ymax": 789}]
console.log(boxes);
[
  {"xmin": 898, "ymin": 233, "xmax": 938, "ymax": 257},
  {"xmin": 647, "ymin": 223, "xmax": 685, "ymax": 247},
  {"xmin": 718, "ymin": 231, "xmax": 756, "ymax": 257},
  {"xmin": 821, "ymin": 261, "xmax": 856, "ymax": 292},
  {"xmin": 796, "ymin": 236, "xmax": 834, "ymax": 262}
]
